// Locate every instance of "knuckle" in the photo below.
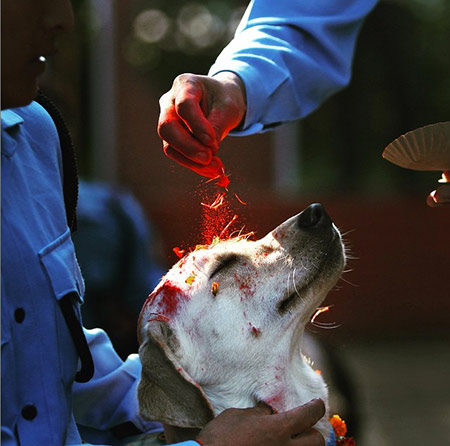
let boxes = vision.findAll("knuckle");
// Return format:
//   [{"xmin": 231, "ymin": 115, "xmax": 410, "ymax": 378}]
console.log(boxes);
[
  {"xmin": 175, "ymin": 98, "xmax": 195, "ymax": 117},
  {"xmin": 158, "ymin": 91, "xmax": 171, "ymax": 107},
  {"xmin": 157, "ymin": 119, "xmax": 171, "ymax": 138},
  {"xmin": 174, "ymin": 73, "xmax": 193, "ymax": 85}
]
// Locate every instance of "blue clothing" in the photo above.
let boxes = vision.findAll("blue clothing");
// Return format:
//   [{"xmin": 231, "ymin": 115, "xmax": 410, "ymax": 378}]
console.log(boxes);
[
  {"xmin": 209, "ymin": 0, "xmax": 378, "ymax": 135},
  {"xmin": 0, "ymin": 103, "xmax": 195, "ymax": 446}
]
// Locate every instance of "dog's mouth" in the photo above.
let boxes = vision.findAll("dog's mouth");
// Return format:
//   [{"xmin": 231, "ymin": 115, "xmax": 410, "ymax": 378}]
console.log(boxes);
[{"xmin": 277, "ymin": 285, "xmax": 308, "ymax": 314}]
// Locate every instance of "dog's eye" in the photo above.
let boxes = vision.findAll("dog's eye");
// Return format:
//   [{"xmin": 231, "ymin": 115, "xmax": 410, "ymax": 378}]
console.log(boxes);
[{"xmin": 210, "ymin": 254, "xmax": 239, "ymax": 279}]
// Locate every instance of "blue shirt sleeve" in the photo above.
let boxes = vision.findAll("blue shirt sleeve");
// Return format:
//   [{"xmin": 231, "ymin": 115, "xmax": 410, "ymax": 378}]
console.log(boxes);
[
  {"xmin": 72, "ymin": 329, "xmax": 163, "ymax": 440},
  {"xmin": 208, "ymin": 0, "xmax": 378, "ymax": 135}
]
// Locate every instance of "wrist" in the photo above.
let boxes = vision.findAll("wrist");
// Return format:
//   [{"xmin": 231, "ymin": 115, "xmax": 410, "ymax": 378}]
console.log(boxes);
[{"xmin": 211, "ymin": 71, "xmax": 247, "ymax": 129}]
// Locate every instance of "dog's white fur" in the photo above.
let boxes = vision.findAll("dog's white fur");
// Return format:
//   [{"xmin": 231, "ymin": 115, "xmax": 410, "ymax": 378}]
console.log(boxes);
[{"xmin": 138, "ymin": 205, "xmax": 346, "ymax": 440}]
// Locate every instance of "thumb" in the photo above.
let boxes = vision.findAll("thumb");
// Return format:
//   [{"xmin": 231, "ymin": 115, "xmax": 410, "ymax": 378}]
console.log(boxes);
[
  {"xmin": 239, "ymin": 402, "xmax": 274, "ymax": 417},
  {"xmin": 279, "ymin": 399, "xmax": 326, "ymax": 434}
]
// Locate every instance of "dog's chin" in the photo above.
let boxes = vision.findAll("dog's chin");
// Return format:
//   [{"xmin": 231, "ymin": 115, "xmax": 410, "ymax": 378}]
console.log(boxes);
[{"xmin": 277, "ymin": 235, "xmax": 345, "ymax": 316}]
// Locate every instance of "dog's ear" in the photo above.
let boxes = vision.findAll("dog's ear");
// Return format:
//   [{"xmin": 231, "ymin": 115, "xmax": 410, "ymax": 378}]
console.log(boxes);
[{"xmin": 138, "ymin": 329, "xmax": 215, "ymax": 428}]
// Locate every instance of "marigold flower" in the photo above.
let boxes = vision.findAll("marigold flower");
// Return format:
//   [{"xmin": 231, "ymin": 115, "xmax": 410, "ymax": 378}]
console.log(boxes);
[
  {"xmin": 211, "ymin": 282, "xmax": 219, "ymax": 296},
  {"xmin": 330, "ymin": 414, "xmax": 347, "ymax": 438}
]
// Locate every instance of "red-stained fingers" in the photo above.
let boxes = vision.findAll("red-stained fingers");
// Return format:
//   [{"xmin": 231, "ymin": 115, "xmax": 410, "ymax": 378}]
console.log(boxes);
[
  {"xmin": 164, "ymin": 143, "xmax": 225, "ymax": 180},
  {"xmin": 171, "ymin": 76, "xmax": 219, "ymax": 151}
]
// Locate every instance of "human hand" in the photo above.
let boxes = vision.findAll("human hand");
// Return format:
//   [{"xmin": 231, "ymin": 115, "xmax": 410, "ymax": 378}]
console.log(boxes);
[
  {"xmin": 427, "ymin": 171, "xmax": 450, "ymax": 207},
  {"xmin": 157, "ymin": 71, "xmax": 246, "ymax": 181},
  {"xmin": 195, "ymin": 399, "xmax": 326, "ymax": 446}
]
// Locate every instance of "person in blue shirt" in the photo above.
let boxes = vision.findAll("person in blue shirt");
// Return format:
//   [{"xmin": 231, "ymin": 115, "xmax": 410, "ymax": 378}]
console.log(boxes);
[
  {"xmin": 1, "ymin": 0, "xmax": 331, "ymax": 445},
  {"xmin": 158, "ymin": 0, "xmax": 378, "ymax": 181}
]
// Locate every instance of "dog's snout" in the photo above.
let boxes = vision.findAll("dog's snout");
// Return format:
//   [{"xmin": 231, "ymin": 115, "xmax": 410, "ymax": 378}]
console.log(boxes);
[{"xmin": 297, "ymin": 203, "xmax": 331, "ymax": 229}]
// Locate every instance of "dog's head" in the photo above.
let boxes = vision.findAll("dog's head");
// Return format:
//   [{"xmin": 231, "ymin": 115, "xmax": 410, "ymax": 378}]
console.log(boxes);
[{"xmin": 138, "ymin": 203, "xmax": 345, "ymax": 429}]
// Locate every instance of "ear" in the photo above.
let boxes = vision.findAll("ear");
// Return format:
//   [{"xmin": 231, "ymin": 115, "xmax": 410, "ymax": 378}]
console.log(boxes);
[{"xmin": 138, "ymin": 327, "xmax": 215, "ymax": 428}]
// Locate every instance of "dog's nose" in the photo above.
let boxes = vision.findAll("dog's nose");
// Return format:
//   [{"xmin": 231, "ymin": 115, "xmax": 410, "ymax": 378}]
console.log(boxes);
[{"xmin": 297, "ymin": 203, "xmax": 331, "ymax": 229}]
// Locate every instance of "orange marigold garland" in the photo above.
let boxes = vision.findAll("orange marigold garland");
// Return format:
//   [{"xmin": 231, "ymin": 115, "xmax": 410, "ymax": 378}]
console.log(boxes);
[{"xmin": 330, "ymin": 414, "xmax": 355, "ymax": 446}]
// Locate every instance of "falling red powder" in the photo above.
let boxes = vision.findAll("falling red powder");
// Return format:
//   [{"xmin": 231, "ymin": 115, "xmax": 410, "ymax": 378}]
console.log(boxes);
[
  {"xmin": 194, "ymin": 174, "xmax": 249, "ymax": 245},
  {"xmin": 173, "ymin": 247, "xmax": 185, "ymax": 258},
  {"xmin": 219, "ymin": 214, "xmax": 238, "ymax": 239},
  {"xmin": 234, "ymin": 193, "xmax": 247, "ymax": 205},
  {"xmin": 201, "ymin": 192, "xmax": 226, "ymax": 210},
  {"xmin": 198, "ymin": 187, "xmax": 238, "ymax": 244}
]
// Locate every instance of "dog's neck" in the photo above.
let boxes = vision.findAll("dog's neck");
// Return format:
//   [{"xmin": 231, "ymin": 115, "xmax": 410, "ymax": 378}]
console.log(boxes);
[{"xmin": 196, "ymin": 331, "xmax": 327, "ymax": 416}]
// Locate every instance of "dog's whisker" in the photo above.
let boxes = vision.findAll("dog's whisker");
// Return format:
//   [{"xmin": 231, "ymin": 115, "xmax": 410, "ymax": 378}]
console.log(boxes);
[
  {"xmin": 339, "ymin": 276, "xmax": 359, "ymax": 287},
  {"xmin": 292, "ymin": 267, "xmax": 301, "ymax": 298},
  {"xmin": 340, "ymin": 228, "xmax": 356, "ymax": 237},
  {"xmin": 286, "ymin": 268, "xmax": 296, "ymax": 296},
  {"xmin": 344, "ymin": 254, "xmax": 359, "ymax": 261},
  {"xmin": 310, "ymin": 321, "xmax": 341, "ymax": 330}
]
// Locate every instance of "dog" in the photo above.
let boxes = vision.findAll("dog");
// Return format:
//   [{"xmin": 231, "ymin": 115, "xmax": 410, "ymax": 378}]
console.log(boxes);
[{"xmin": 137, "ymin": 203, "xmax": 346, "ymax": 440}]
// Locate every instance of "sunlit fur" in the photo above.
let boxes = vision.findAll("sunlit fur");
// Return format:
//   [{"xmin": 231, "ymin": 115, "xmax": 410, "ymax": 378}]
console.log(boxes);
[{"xmin": 139, "ymin": 210, "xmax": 346, "ymax": 439}]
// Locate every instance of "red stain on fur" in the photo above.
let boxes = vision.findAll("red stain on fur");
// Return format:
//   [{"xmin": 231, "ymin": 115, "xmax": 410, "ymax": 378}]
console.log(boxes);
[
  {"xmin": 234, "ymin": 273, "xmax": 255, "ymax": 298},
  {"xmin": 155, "ymin": 282, "xmax": 189, "ymax": 316},
  {"xmin": 148, "ymin": 314, "xmax": 171, "ymax": 323},
  {"xmin": 249, "ymin": 322, "xmax": 261, "ymax": 337},
  {"xmin": 265, "ymin": 392, "xmax": 285, "ymax": 412}
]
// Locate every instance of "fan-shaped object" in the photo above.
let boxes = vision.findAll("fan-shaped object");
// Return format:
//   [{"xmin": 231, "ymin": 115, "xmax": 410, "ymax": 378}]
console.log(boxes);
[{"xmin": 383, "ymin": 122, "xmax": 450, "ymax": 171}]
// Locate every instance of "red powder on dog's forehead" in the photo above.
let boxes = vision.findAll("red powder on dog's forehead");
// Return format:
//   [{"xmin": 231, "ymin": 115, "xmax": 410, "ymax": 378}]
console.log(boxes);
[{"xmin": 155, "ymin": 281, "xmax": 189, "ymax": 316}]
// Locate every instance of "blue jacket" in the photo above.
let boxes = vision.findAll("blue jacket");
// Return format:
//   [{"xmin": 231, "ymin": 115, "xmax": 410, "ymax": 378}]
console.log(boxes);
[{"xmin": 1, "ymin": 103, "xmax": 165, "ymax": 445}]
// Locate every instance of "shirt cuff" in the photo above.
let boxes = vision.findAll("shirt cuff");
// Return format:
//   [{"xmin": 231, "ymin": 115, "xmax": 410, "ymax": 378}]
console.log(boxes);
[{"xmin": 208, "ymin": 59, "xmax": 285, "ymax": 135}]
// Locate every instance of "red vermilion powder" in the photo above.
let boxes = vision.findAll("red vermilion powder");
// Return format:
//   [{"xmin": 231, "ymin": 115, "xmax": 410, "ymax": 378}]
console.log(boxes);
[
  {"xmin": 156, "ymin": 282, "xmax": 188, "ymax": 316},
  {"xmin": 173, "ymin": 247, "xmax": 185, "ymax": 258},
  {"xmin": 199, "ymin": 188, "xmax": 237, "ymax": 244}
]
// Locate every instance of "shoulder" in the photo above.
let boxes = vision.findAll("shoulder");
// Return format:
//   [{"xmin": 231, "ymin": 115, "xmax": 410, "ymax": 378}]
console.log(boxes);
[{"xmin": 6, "ymin": 101, "xmax": 58, "ymax": 139}]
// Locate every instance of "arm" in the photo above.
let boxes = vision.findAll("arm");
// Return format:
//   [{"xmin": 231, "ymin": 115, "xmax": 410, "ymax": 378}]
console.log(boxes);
[
  {"xmin": 72, "ymin": 329, "xmax": 162, "ymax": 442},
  {"xmin": 210, "ymin": 0, "xmax": 378, "ymax": 134},
  {"xmin": 158, "ymin": 0, "xmax": 377, "ymax": 179}
]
